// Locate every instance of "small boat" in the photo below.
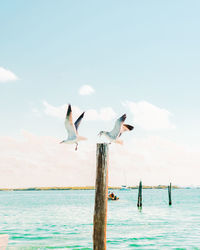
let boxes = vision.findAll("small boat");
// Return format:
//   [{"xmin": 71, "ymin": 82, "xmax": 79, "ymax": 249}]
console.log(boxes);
[
  {"xmin": 108, "ymin": 192, "xmax": 119, "ymax": 200},
  {"xmin": 121, "ymin": 185, "xmax": 128, "ymax": 190}
]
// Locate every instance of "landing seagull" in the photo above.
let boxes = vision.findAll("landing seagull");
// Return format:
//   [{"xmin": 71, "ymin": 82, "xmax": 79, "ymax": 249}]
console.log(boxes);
[
  {"xmin": 98, "ymin": 114, "xmax": 134, "ymax": 144},
  {"xmin": 60, "ymin": 104, "xmax": 87, "ymax": 150}
]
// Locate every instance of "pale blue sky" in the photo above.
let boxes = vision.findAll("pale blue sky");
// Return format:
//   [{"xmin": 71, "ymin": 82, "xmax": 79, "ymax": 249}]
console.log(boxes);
[{"xmin": 1, "ymin": 0, "xmax": 200, "ymax": 146}]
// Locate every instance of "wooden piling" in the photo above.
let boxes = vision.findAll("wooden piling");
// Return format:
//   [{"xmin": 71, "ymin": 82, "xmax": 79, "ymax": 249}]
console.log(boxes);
[
  {"xmin": 168, "ymin": 182, "xmax": 172, "ymax": 205},
  {"xmin": 137, "ymin": 181, "xmax": 142, "ymax": 208},
  {"xmin": 93, "ymin": 143, "xmax": 109, "ymax": 250}
]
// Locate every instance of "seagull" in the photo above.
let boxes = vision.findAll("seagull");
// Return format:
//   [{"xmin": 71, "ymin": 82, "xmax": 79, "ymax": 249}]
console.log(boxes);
[
  {"xmin": 98, "ymin": 114, "xmax": 134, "ymax": 144},
  {"xmin": 60, "ymin": 104, "xmax": 87, "ymax": 150}
]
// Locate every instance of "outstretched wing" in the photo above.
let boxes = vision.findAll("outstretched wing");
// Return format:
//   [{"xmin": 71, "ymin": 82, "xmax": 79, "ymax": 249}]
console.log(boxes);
[
  {"xmin": 74, "ymin": 112, "xmax": 85, "ymax": 132},
  {"xmin": 123, "ymin": 124, "xmax": 134, "ymax": 131},
  {"xmin": 109, "ymin": 114, "xmax": 126, "ymax": 139},
  {"xmin": 119, "ymin": 124, "xmax": 134, "ymax": 137},
  {"xmin": 65, "ymin": 104, "xmax": 77, "ymax": 139}
]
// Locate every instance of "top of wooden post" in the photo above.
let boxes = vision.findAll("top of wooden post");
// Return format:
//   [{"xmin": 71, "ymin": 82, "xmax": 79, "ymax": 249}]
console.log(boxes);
[
  {"xmin": 96, "ymin": 143, "xmax": 109, "ymax": 146},
  {"xmin": 96, "ymin": 143, "xmax": 109, "ymax": 153}
]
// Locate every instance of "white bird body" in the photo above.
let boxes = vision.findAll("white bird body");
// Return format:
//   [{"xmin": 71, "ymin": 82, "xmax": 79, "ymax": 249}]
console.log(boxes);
[
  {"xmin": 60, "ymin": 104, "xmax": 87, "ymax": 150},
  {"xmin": 101, "ymin": 132, "xmax": 123, "ymax": 144},
  {"xmin": 61, "ymin": 136, "xmax": 87, "ymax": 144},
  {"xmin": 99, "ymin": 114, "xmax": 134, "ymax": 144}
]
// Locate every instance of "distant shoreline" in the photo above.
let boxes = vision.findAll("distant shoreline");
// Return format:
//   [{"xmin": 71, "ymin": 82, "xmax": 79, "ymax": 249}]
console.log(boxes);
[{"xmin": 0, "ymin": 185, "xmax": 192, "ymax": 191}]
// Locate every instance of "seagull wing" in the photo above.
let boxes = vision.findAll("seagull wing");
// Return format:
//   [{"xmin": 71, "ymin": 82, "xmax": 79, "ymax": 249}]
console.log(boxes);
[
  {"xmin": 109, "ymin": 114, "xmax": 126, "ymax": 139},
  {"xmin": 74, "ymin": 112, "xmax": 85, "ymax": 132},
  {"xmin": 119, "ymin": 124, "xmax": 134, "ymax": 137},
  {"xmin": 65, "ymin": 104, "xmax": 77, "ymax": 139},
  {"xmin": 122, "ymin": 124, "xmax": 134, "ymax": 132}
]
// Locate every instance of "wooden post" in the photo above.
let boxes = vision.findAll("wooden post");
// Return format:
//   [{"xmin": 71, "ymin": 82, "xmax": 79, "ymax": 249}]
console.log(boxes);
[
  {"xmin": 168, "ymin": 182, "xmax": 172, "ymax": 206},
  {"xmin": 137, "ymin": 181, "xmax": 142, "ymax": 208},
  {"xmin": 93, "ymin": 143, "xmax": 109, "ymax": 250}
]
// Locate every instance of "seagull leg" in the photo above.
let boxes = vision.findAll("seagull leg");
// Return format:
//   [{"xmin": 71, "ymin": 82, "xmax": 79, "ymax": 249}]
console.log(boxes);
[{"xmin": 75, "ymin": 143, "xmax": 78, "ymax": 151}]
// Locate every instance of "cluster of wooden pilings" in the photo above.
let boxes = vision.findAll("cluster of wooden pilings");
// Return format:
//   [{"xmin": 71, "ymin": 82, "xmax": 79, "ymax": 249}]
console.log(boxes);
[
  {"xmin": 93, "ymin": 143, "xmax": 173, "ymax": 249},
  {"xmin": 136, "ymin": 181, "xmax": 172, "ymax": 208}
]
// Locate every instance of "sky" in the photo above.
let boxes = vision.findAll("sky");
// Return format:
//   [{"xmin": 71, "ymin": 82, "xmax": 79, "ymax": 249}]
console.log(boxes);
[{"xmin": 1, "ymin": 0, "xmax": 200, "ymax": 187}]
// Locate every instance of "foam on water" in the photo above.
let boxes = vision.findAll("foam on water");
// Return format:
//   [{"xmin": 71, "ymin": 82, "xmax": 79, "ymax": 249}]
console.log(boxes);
[{"xmin": 0, "ymin": 189, "xmax": 200, "ymax": 249}]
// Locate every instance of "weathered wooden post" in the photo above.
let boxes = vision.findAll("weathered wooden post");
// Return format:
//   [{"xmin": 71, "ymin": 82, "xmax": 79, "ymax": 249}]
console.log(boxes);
[
  {"xmin": 168, "ymin": 182, "xmax": 172, "ymax": 206},
  {"xmin": 137, "ymin": 181, "xmax": 142, "ymax": 208},
  {"xmin": 93, "ymin": 143, "xmax": 109, "ymax": 250}
]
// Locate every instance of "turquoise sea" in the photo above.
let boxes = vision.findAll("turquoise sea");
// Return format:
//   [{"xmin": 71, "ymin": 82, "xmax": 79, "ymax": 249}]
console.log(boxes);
[{"xmin": 0, "ymin": 189, "xmax": 200, "ymax": 249}]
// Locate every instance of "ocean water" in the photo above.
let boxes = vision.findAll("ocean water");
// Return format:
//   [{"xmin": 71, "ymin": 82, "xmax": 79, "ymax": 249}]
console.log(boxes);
[{"xmin": 0, "ymin": 189, "xmax": 200, "ymax": 249}]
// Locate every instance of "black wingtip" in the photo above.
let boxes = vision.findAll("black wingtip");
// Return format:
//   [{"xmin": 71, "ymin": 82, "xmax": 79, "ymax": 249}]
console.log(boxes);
[
  {"xmin": 124, "ymin": 124, "xmax": 134, "ymax": 131},
  {"xmin": 78, "ymin": 111, "xmax": 85, "ymax": 121},
  {"xmin": 120, "ymin": 114, "xmax": 126, "ymax": 122},
  {"xmin": 74, "ymin": 111, "xmax": 85, "ymax": 130},
  {"xmin": 66, "ymin": 104, "xmax": 72, "ymax": 117},
  {"xmin": 81, "ymin": 111, "xmax": 85, "ymax": 118}
]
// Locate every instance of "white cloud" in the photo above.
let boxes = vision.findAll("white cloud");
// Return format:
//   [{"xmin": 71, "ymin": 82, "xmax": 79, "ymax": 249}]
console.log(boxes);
[
  {"xmin": 0, "ymin": 67, "xmax": 18, "ymax": 83},
  {"xmin": 0, "ymin": 131, "xmax": 96, "ymax": 188},
  {"xmin": 124, "ymin": 101, "xmax": 175, "ymax": 130},
  {"xmin": 0, "ymin": 131, "xmax": 199, "ymax": 188},
  {"xmin": 79, "ymin": 85, "xmax": 95, "ymax": 95},
  {"xmin": 42, "ymin": 101, "xmax": 116, "ymax": 121},
  {"xmin": 43, "ymin": 101, "xmax": 68, "ymax": 118},
  {"xmin": 86, "ymin": 107, "xmax": 116, "ymax": 121},
  {"xmin": 109, "ymin": 136, "xmax": 200, "ymax": 187}
]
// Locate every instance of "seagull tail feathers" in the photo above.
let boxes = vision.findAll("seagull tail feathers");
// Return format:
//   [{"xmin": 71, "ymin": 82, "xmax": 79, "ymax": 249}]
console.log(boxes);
[
  {"xmin": 115, "ymin": 139, "xmax": 123, "ymax": 145},
  {"xmin": 78, "ymin": 136, "xmax": 87, "ymax": 141}
]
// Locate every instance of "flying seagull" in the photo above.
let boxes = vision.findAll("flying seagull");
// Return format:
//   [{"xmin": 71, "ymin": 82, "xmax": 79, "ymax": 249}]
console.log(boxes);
[
  {"xmin": 98, "ymin": 114, "xmax": 134, "ymax": 144},
  {"xmin": 60, "ymin": 104, "xmax": 87, "ymax": 150}
]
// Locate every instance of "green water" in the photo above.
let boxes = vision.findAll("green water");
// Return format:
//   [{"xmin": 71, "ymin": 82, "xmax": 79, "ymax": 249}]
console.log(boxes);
[{"xmin": 0, "ymin": 189, "xmax": 200, "ymax": 249}]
